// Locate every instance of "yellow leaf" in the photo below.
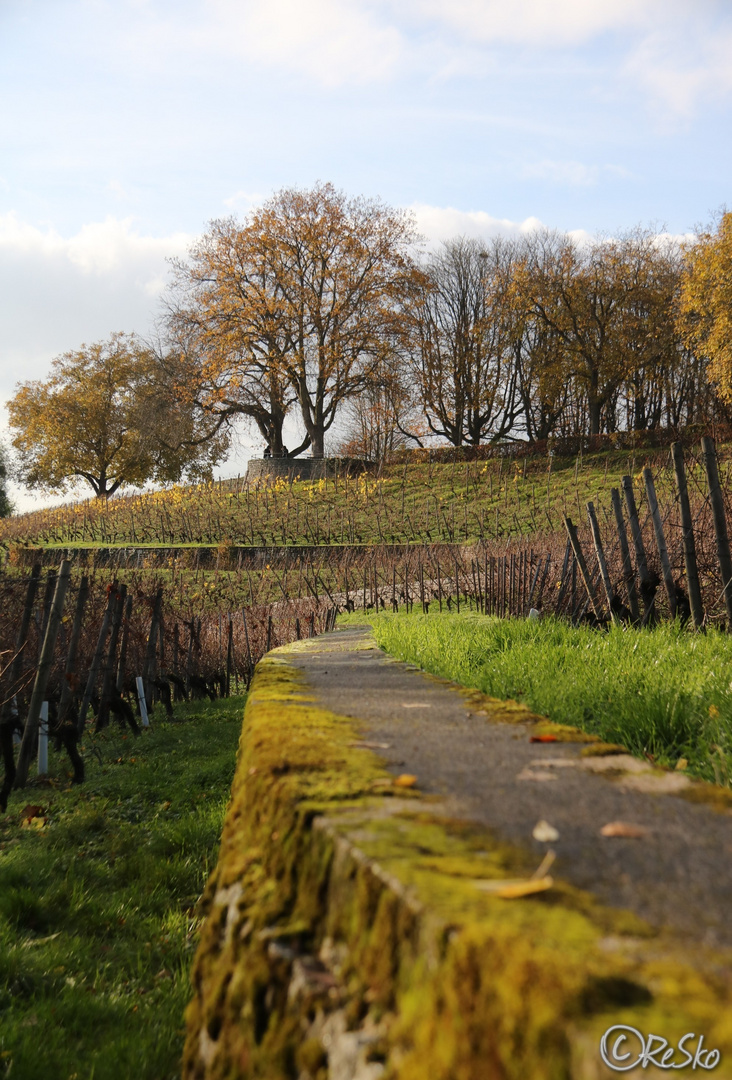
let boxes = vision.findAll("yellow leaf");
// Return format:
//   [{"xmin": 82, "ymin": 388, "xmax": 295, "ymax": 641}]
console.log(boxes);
[{"xmin": 393, "ymin": 773, "xmax": 417, "ymax": 788}]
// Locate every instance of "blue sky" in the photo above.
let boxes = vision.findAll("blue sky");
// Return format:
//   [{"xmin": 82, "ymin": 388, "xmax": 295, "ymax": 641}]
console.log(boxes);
[{"xmin": 2, "ymin": 0, "xmax": 731, "ymax": 507}]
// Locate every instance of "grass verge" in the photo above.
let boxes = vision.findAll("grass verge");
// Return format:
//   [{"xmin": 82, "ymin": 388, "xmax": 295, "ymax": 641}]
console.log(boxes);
[
  {"xmin": 347, "ymin": 611, "xmax": 732, "ymax": 785},
  {"xmin": 0, "ymin": 696, "xmax": 243, "ymax": 1080}
]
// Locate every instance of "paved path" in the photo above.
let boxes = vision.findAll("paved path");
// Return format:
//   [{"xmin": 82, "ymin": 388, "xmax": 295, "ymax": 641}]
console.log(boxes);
[{"xmin": 287, "ymin": 624, "xmax": 732, "ymax": 949}]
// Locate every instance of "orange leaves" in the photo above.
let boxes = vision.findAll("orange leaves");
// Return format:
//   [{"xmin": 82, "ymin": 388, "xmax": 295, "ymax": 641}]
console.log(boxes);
[
  {"xmin": 20, "ymin": 804, "xmax": 48, "ymax": 829},
  {"xmin": 393, "ymin": 773, "xmax": 418, "ymax": 789},
  {"xmin": 599, "ymin": 821, "xmax": 648, "ymax": 839}
]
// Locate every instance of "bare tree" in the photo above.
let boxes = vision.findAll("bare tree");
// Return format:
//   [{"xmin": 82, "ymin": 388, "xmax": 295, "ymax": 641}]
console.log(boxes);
[{"xmin": 406, "ymin": 236, "xmax": 519, "ymax": 446}]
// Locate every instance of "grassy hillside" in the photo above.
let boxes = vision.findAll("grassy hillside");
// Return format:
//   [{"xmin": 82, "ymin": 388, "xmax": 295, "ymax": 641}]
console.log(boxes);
[
  {"xmin": 0, "ymin": 695, "xmax": 242, "ymax": 1080},
  {"xmin": 0, "ymin": 446, "xmax": 709, "ymax": 550}
]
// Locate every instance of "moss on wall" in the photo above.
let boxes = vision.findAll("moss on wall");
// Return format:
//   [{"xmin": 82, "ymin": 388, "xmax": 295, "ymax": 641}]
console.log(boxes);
[{"xmin": 183, "ymin": 641, "xmax": 732, "ymax": 1080}]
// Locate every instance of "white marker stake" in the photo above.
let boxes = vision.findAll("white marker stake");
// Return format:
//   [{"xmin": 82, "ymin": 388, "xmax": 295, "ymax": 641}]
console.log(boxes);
[
  {"xmin": 38, "ymin": 701, "xmax": 49, "ymax": 775},
  {"xmin": 136, "ymin": 677, "xmax": 150, "ymax": 727}
]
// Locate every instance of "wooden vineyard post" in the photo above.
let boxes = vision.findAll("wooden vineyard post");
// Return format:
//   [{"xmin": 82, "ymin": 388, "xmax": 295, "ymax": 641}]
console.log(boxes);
[
  {"xmin": 671, "ymin": 442, "xmax": 704, "ymax": 628},
  {"xmin": 555, "ymin": 539, "xmax": 572, "ymax": 614},
  {"xmin": 97, "ymin": 584, "xmax": 127, "ymax": 731},
  {"xmin": 226, "ymin": 617, "xmax": 234, "ymax": 696},
  {"xmin": 436, "ymin": 560, "xmax": 442, "ymax": 613},
  {"xmin": 116, "ymin": 593, "xmax": 133, "ymax": 694},
  {"xmin": 455, "ymin": 554, "xmax": 460, "ymax": 613},
  {"xmin": 562, "ymin": 517, "xmax": 603, "ymax": 620},
  {"xmin": 643, "ymin": 468, "xmax": 676, "ymax": 619},
  {"xmin": 621, "ymin": 475, "xmax": 656, "ymax": 625},
  {"xmin": 586, "ymin": 502, "xmax": 615, "ymax": 616},
  {"xmin": 142, "ymin": 588, "xmax": 164, "ymax": 712},
  {"xmin": 77, "ymin": 582, "xmax": 118, "ymax": 735},
  {"xmin": 242, "ymin": 611, "xmax": 253, "ymax": 686},
  {"xmin": 610, "ymin": 489, "xmax": 640, "ymax": 624},
  {"xmin": 701, "ymin": 436, "xmax": 732, "ymax": 629},
  {"xmin": 15, "ymin": 560, "xmax": 72, "ymax": 788},
  {"xmin": 527, "ymin": 556, "xmax": 543, "ymax": 609},
  {"xmin": 38, "ymin": 570, "xmax": 57, "ymax": 659},
  {"xmin": 295, "ymin": 617, "xmax": 301, "ymax": 641},
  {"xmin": 186, "ymin": 619, "xmax": 196, "ymax": 696},
  {"xmin": 538, "ymin": 552, "xmax": 552, "ymax": 603},
  {"xmin": 56, "ymin": 578, "xmax": 89, "ymax": 750},
  {"xmin": 2, "ymin": 566, "xmax": 41, "ymax": 807},
  {"xmin": 266, "ymin": 615, "xmax": 273, "ymax": 653}
]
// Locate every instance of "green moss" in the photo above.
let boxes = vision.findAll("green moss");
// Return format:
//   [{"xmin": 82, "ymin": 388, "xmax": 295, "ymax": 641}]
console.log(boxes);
[{"xmin": 184, "ymin": 638, "xmax": 732, "ymax": 1080}]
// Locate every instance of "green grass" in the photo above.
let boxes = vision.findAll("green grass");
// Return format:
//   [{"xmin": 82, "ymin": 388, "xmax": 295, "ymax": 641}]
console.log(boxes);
[
  {"xmin": 0, "ymin": 696, "xmax": 243, "ymax": 1080},
  {"xmin": 352, "ymin": 611, "xmax": 732, "ymax": 785}
]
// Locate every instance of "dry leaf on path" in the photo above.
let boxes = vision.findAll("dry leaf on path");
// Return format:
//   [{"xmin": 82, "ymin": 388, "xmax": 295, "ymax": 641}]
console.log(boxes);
[
  {"xmin": 530, "ymin": 734, "xmax": 558, "ymax": 743},
  {"xmin": 473, "ymin": 850, "xmax": 556, "ymax": 899},
  {"xmin": 532, "ymin": 819, "xmax": 560, "ymax": 842},
  {"xmin": 517, "ymin": 768, "xmax": 559, "ymax": 782},
  {"xmin": 600, "ymin": 821, "xmax": 648, "ymax": 839},
  {"xmin": 474, "ymin": 876, "xmax": 554, "ymax": 898},
  {"xmin": 393, "ymin": 774, "xmax": 417, "ymax": 788}
]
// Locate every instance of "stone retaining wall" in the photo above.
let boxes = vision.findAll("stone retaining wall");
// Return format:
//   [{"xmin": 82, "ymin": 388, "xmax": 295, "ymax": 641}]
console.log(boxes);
[
  {"xmin": 183, "ymin": 636, "xmax": 732, "ymax": 1080},
  {"xmin": 245, "ymin": 457, "xmax": 373, "ymax": 483}
]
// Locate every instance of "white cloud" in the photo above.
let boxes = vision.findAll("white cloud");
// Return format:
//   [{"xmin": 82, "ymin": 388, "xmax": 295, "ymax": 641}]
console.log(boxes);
[
  {"xmin": 195, "ymin": 0, "xmax": 403, "ymax": 87},
  {"xmin": 401, "ymin": 0, "xmax": 650, "ymax": 48},
  {"xmin": 521, "ymin": 160, "xmax": 599, "ymax": 187},
  {"xmin": 0, "ymin": 214, "xmax": 193, "ymax": 400},
  {"xmin": 410, "ymin": 203, "xmax": 545, "ymax": 245},
  {"xmin": 623, "ymin": 23, "xmax": 732, "ymax": 121},
  {"xmin": 95, "ymin": 0, "xmax": 732, "ymax": 117}
]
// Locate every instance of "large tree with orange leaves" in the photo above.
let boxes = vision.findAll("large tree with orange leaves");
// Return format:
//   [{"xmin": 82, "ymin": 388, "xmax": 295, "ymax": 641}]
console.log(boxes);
[{"xmin": 167, "ymin": 183, "xmax": 422, "ymax": 458}]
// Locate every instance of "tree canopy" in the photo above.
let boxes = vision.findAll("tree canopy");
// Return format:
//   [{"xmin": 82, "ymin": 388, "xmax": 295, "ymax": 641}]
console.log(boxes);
[
  {"xmin": 167, "ymin": 182, "xmax": 422, "ymax": 458},
  {"xmin": 7, "ymin": 333, "xmax": 229, "ymax": 498},
  {"xmin": 678, "ymin": 212, "xmax": 732, "ymax": 403}
]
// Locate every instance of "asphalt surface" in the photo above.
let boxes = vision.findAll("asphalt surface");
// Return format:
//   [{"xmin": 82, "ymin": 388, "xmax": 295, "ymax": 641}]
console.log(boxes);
[{"xmin": 286, "ymin": 624, "xmax": 732, "ymax": 949}]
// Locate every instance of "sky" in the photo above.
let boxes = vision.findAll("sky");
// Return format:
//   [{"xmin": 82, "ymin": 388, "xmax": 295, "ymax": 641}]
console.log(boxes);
[{"xmin": 1, "ymin": 0, "xmax": 731, "ymax": 511}]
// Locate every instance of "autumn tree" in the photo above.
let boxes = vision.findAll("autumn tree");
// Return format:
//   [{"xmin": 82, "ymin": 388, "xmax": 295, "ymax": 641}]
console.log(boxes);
[
  {"xmin": 405, "ymin": 237, "xmax": 520, "ymax": 446},
  {"xmin": 6, "ymin": 333, "xmax": 228, "ymax": 498},
  {"xmin": 165, "ymin": 218, "xmax": 303, "ymax": 459},
  {"xmin": 168, "ymin": 184, "xmax": 421, "ymax": 458},
  {"xmin": 515, "ymin": 228, "xmax": 685, "ymax": 436},
  {"xmin": 678, "ymin": 211, "xmax": 732, "ymax": 403}
]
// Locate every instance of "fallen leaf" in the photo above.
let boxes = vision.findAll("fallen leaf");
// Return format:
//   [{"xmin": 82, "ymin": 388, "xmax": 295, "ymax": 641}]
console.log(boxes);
[
  {"xmin": 20, "ymin": 805, "xmax": 47, "ymax": 828},
  {"xmin": 530, "ymin": 734, "xmax": 558, "ymax": 743},
  {"xmin": 600, "ymin": 822, "xmax": 648, "ymax": 838},
  {"xmin": 675, "ymin": 757, "xmax": 688, "ymax": 771},
  {"xmin": 393, "ymin": 774, "xmax": 417, "ymax": 788},
  {"xmin": 474, "ymin": 876, "xmax": 554, "ymax": 898},
  {"xmin": 532, "ymin": 819, "xmax": 560, "ymax": 842},
  {"xmin": 516, "ymin": 768, "xmax": 558, "ymax": 782}
]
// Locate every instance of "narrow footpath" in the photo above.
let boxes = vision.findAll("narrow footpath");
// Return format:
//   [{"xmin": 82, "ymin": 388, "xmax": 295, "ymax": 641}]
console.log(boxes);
[{"xmin": 289, "ymin": 624, "xmax": 732, "ymax": 949}]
